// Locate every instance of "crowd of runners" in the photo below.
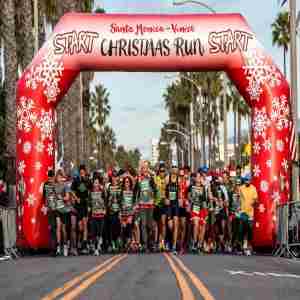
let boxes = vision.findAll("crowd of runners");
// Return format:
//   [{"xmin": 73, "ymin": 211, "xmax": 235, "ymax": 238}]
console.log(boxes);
[{"xmin": 43, "ymin": 161, "xmax": 258, "ymax": 257}]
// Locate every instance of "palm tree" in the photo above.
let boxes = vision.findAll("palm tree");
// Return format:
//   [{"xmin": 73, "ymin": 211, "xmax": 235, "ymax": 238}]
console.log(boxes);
[
  {"xmin": 90, "ymin": 83, "xmax": 111, "ymax": 167},
  {"xmin": 272, "ymin": 11, "xmax": 290, "ymax": 77},
  {"xmin": 1, "ymin": 0, "xmax": 18, "ymax": 184},
  {"xmin": 15, "ymin": 0, "xmax": 34, "ymax": 71}
]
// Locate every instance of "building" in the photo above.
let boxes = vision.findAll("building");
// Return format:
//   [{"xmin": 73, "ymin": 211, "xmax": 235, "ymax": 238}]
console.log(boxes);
[{"xmin": 151, "ymin": 138, "xmax": 159, "ymax": 166}]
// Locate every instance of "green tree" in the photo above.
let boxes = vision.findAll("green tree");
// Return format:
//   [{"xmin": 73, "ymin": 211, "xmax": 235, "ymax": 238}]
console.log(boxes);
[{"xmin": 272, "ymin": 11, "xmax": 290, "ymax": 77}]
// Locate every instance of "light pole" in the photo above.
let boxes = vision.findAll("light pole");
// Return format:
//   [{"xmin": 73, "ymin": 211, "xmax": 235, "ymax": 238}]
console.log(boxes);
[
  {"xmin": 165, "ymin": 128, "xmax": 191, "ymax": 166},
  {"xmin": 165, "ymin": 74, "xmax": 205, "ymax": 168},
  {"xmin": 173, "ymin": 0, "xmax": 217, "ymax": 14},
  {"xmin": 287, "ymin": 0, "xmax": 299, "ymax": 202}
]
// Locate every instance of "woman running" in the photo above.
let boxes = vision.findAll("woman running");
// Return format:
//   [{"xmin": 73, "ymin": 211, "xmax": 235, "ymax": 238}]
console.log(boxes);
[
  {"xmin": 120, "ymin": 176, "xmax": 135, "ymax": 251},
  {"xmin": 107, "ymin": 170, "xmax": 122, "ymax": 252},
  {"xmin": 189, "ymin": 172, "xmax": 208, "ymax": 253},
  {"xmin": 54, "ymin": 169, "xmax": 71, "ymax": 256},
  {"xmin": 89, "ymin": 176, "xmax": 106, "ymax": 255}
]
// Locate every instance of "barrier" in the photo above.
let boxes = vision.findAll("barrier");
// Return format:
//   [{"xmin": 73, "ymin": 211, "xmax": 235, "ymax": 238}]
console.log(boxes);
[{"xmin": 273, "ymin": 200, "xmax": 300, "ymax": 258}]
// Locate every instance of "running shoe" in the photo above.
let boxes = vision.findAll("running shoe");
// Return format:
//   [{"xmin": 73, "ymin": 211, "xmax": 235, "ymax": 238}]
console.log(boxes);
[
  {"xmin": 63, "ymin": 244, "xmax": 69, "ymax": 257},
  {"xmin": 172, "ymin": 246, "xmax": 177, "ymax": 255},
  {"xmin": 56, "ymin": 245, "xmax": 61, "ymax": 256},
  {"xmin": 94, "ymin": 249, "xmax": 100, "ymax": 256},
  {"xmin": 244, "ymin": 248, "xmax": 252, "ymax": 256}
]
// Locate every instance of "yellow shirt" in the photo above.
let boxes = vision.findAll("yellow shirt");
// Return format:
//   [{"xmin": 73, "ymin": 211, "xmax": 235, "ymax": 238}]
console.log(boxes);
[{"xmin": 240, "ymin": 184, "xmax": 258, "ymax": 219}]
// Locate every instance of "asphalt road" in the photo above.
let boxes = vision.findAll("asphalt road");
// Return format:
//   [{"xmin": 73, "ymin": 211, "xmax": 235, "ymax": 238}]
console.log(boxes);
[{"xmin": 1, "ymin": 253, "xmax": 300, "ymax": 300}]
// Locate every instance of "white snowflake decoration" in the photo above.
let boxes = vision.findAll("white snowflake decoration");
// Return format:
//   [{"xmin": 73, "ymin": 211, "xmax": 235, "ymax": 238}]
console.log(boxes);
[
  {"xmin": 276, "ymin": 140, "xmax": 284, "ymax": 152},
  {"xmin": 35, "ymin": 141, "xmax": 45, "ymax": 153},
  {"xmin": 23, "ymin": 142, "xmax": 32, "ymax": 154},
  {"xmin": 30, "ymin": 178, "xmax": 34, "ymax": 184},
  {"xmin": 18, "ymin": 225, "xmax": 22, "ymax": 232},
  {"xmin": 47, "ymin": 143, "xmax": 54, "ymax": 156},
  {"xmin": 41, "ymin": 205, "xmax": 48, "ymax": 216},
  {"xmin": 246, "ymin": 79, "xmax": 263, "ymax": 101},
  {"xmin": 253, "ymin": 164, "xmax": 261, "ymax": 177},
  {"xmin": 263, "ymin": 138, "xmax": 272, "ymax": 152},
  {"xmin": 253, "ymin": 142, "xmax": 261, "ymax": 154},
  {"xmin": 255, "ymin": 222, "xmax": 260, "ymax": 228},
  {"xmin": 36, "ymin": 109, "xmax": 54, "ymax": 141},
  {"xmin": 271, "ymin": 95, "xmax": 289, "ymax": 131},
  {"xmin": 272, "ymin": 191, "xmax": 281, "ymax": 203},
  {"xmin": 266, "ymin": 159, "xmax": 272, "ymax": 168},
  {"xmin": 31, "ymin": 218, "xmax": 36, "ymax": 224},
  {"xmin": 18, "ymin": 138, "xmax": 22, "ymax": 145},
  {"xmin": 281, "ymin": 159, "xmax": 289, "ymax": 171},
  {"xmin": 25, "ymin": 49, "xmax": 64, "ymax": 103},
  {"xmin": 253, "ymin": 107, "xmax": 270, "ymax": 139},
  {"xmin": 26, "ymin": 193, "xmax": 36, "ymax": 207},
  {"xmin": 258, "ymin": 203, "xmax": 266, "ymax": 213},
  {"xmin": 260, "ymin": 180, "xmax": 269, "ymax": 193},
  {"xmin": 18, "ymin": 160, "xmax": 26, "ymax": 175},
  {"xmin": 243, "ymin": 51, "xmax": 282, "ymax": 101},
  {"xmin": 35, "ymin": 161, "xmax": 42, "ymax": 171},
  {"xmin": 17, "ymin": 97, "xmax": 37, "ymax": 133},
  {"xmin": 273, "ymin": 175, "xmax": 278, "ymax": 182}
]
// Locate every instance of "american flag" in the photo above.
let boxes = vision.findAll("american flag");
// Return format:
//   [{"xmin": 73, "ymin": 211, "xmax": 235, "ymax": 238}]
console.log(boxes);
[{"xmin": 290, "ymin": 121, "xmax": 297, "ymax": 161}]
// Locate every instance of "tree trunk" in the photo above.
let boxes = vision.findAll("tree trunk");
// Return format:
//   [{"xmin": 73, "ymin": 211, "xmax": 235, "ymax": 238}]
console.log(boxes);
[
  {"xmin": 16, "ymin": 0, "xmax": 34, "ymax": 71},
  {"xmin": 3, "ymin": 0, "xmax": 18, "ymax": 184},
  {"xmin": 283, "ymin": 47, "xmax": 287, "ymax": 78},
  {"xmin": 202, "ymin": 97, "xmax": 206, "ymax": 167},
  {"xmin": 223, "ymin": 93, "xmax": 228, "ymax": 166},
  {"xmin": 233, "ymin": 110, "xmax": 237, "ymax": 164},
  {"xmin": 237, "ymin": 108, "xmax": 242, "ymax": 164}
]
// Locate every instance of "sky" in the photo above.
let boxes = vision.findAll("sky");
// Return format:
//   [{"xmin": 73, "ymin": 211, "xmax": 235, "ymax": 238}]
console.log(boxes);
[{"xmin": 92, "ymin": 0, "xmax": 298, "ymax": 159}]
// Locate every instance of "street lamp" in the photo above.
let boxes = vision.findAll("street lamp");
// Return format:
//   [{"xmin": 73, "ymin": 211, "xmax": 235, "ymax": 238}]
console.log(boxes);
[
  {"xmin": 289, "ymin": 0, "xmax": 299, "ymax": 202},
  {"xmin": 173, "ymin": 0, "xmax": 217, "ymax": 14},
  {"xmin": 165, "ymin": 74, "xmax": 205, "ymax": 169},
  {"xmin": 165, "ymin": 128, "xmax": 191, "ymax": 166}
]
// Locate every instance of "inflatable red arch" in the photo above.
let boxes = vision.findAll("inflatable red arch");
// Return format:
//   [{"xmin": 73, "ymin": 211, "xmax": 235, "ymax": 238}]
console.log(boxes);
[{"xmin": 16, "ymin": 13, "xmax": 292, "ymax": 249}]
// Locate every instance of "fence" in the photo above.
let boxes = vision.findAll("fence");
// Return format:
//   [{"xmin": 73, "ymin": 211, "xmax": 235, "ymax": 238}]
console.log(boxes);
[{"xmin": 273, "ymin": 200, "xmax": 300, "ymax": 258}]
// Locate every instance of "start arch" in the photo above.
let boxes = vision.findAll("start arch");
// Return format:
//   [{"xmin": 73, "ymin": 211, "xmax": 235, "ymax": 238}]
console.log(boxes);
[{"xmin": 16, "ymin": 13, "xmax": 292, "ymax": 249}]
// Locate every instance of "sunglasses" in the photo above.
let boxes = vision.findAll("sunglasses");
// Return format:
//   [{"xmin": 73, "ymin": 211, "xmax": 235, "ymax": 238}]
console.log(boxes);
[{"xmin": 160, "ymin": 170, "xmax": 165, "ymax": 173}]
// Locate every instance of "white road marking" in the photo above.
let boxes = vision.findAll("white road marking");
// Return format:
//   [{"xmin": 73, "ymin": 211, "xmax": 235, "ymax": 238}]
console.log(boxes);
[{"xmin": 225, "ymin": 270, "xmax": 300, "ymax": 279}]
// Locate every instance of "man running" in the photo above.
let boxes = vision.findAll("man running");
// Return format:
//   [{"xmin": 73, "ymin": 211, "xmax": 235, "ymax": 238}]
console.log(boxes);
[
  {"xmin": 107, "ymin": 170, "xmax": 122, "ymax": 253},
  {"xmin": 154, "ymin": 164, "xmax": 168, "ymax": 251},
  {"xmin": 134, "ymin": 161, "xmax": 156, "ymax": 253},
  {"xmin": 71, "ymin": 165, "xmax": 91, "ymax": 254},
  {"xmin": 239, "ymin": 176, "xmax": 258, "ymax": 256}
]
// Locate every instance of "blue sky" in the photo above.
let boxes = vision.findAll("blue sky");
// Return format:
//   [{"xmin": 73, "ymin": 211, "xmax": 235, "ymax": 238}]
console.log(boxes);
[{"xmin": 93, "ymin": 0, "xmax": 296, "ymax": 159}]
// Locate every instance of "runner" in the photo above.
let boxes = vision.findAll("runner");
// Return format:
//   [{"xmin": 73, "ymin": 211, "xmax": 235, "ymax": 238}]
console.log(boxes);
[
  {"xmin": 178, "ymin": 167, "xmax": 189, "ymax": 254},
  {"xmin": 107, "ymin": 170, "xmax": 122, "ymax": 253},
  {"xmin": 134, "ymin": 161, "xmax": 156, "ymax": 253},
  {"xmin": 154, "ymin": 164, "xmax": 168, "ymax": 251},
  {"xmin": 43, "ymin": 170, "xmax": 57, "ymax": 256},
  {"xmin": 89, "ymin": 176, "xmax": 106, "ymax": 255},
  {"xmin": 120, "ymin": 176, "xmax": 135, "ymax": 252},
  {"xmin": 166, "ymin": 165, "xmax": 180, "ymax": 255},
  {"xmin": 54, "ymin": 169, "xmax": 71, "ymax": 257},
  {"xmin": 71, "ymin": 165, "xmax": 91, "ymax": 254},
  {"xmin": 189, "ymin": 172, "xmax": 209, "ymax": 253},
  {"xmin": 239, "ymin": 176, "xmax": 258, "ymax": 256}
]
